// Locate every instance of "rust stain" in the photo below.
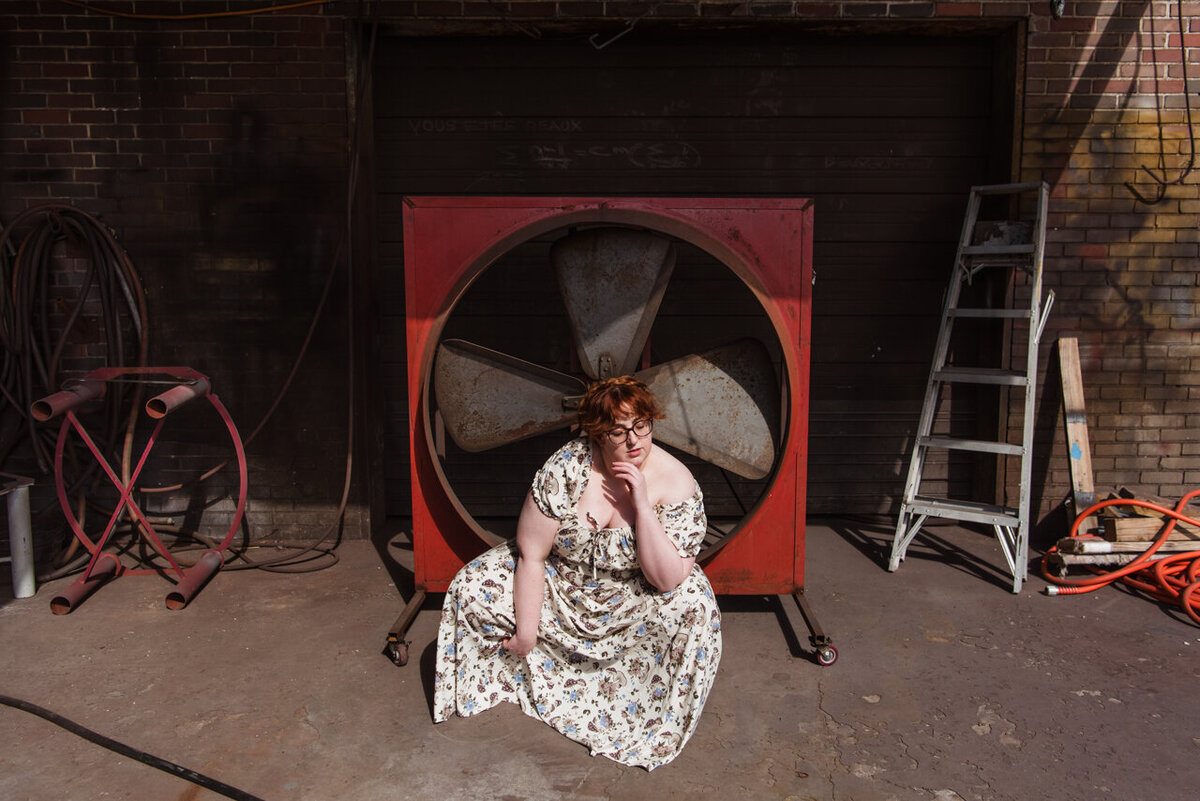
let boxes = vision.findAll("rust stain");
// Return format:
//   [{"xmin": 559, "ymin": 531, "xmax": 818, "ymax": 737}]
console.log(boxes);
[{"xmin": 175, "ymin": 786, "xmax": 201, "ymax": 801}]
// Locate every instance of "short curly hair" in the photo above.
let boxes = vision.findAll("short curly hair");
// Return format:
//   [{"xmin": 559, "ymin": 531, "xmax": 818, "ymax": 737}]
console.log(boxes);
[{"xmin": 577, "ymin": 376, "xmax": 664, "ymax": 440}]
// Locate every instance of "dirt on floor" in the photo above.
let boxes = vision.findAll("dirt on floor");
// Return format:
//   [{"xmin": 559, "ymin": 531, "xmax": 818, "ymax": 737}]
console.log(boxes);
[{"xmin": 2, "ymin": 518, "xmax": 1198, "ymax": 801}]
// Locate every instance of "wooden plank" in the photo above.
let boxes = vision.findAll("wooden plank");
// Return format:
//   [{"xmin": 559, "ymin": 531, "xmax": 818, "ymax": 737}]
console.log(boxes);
[
  {"xmin": 1057, "ymin": 536, "xmax": 1200, "ymax": 554},
  {"xmin": 1100, "ymin": 515, "xmax": 1200, "ymax": 542},
  {"xmin": 1044, "ymin": 551, "xmax": 1160, "ymax": 577},
  {"xmin": 1058, "ymin": 338, "xmax": 1097, "ymax": 533}
]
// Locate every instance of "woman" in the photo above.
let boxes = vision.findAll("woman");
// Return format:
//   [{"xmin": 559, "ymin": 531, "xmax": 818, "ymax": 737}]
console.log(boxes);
[{"xmin": 432, "ymin": 376, "xmax": 722, "ymax": 770}]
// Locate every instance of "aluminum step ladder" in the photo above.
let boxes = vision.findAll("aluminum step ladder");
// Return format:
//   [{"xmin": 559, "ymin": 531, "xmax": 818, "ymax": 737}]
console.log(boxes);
[{"xmin": 889, "ymin": 182, "xmax": 1053, "ymax": 593}]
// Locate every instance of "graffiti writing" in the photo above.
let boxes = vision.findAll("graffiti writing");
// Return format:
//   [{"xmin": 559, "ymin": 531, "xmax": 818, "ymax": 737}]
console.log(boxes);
[
  {"xmin": 498, "ymin": 142, "xmax": 702, "ymax": 170},
  {"xmin": 405, "ymin": 118, "xmax": 585, "ymax": 135}
]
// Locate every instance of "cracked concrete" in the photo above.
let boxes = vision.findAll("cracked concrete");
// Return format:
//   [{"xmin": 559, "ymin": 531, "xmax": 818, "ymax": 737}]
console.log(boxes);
[{"xmin": 2, "ymin": 518, "xmax": 1198, "ymax": 800}]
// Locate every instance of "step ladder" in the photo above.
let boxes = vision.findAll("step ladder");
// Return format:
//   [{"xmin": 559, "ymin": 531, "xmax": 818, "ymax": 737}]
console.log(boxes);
[{"xmin": 889, "ymin": 182, "xmax": 1054, "ymax": 593}]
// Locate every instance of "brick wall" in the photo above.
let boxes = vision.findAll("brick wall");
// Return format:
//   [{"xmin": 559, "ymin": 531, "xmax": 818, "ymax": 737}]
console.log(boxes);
[
  {"xmin": 3, "ymin": 1, "xmax": 1199, "ymax": 559},
  {"xmin": 1019, "ymin": 0, "xmax": 1200, "ymax": 528},
  {"xmin": 1, "ymin": 1, "xmax": 355, "ymax": 562}
]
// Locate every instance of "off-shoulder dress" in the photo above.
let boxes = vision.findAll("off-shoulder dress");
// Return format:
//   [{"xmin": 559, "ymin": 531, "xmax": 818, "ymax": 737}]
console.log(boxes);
[{"xmin": 432, "ymin": 437, "xmax": 722, "ymax": 770}]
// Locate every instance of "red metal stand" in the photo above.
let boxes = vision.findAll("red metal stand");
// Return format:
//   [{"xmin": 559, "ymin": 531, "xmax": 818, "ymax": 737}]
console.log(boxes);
[{"xmin": 33, "ymin": 367, "xmax": 248, "ymax": 613}]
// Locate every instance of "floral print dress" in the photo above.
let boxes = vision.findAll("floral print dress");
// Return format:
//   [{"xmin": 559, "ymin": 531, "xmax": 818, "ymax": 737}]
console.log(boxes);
[{"xmin": 433, "ymin": 438, "xmax": 722, "ymax": 770}]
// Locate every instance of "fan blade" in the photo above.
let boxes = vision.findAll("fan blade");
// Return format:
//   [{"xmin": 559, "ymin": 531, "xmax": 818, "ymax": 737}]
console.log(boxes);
[
  {"xmin": 551, "ymin": 227, "xmax": 676, "ymax": 379},
  {"xmin": 636, "ymin": 339, "xmax": 780, "ymax": 480},
  {"xmin": 433, "ymin": 339, "xmax": 586, "ymax": 452}
]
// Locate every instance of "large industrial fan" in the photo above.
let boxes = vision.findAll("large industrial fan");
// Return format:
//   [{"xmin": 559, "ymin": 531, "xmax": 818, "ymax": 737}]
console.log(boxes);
[{"xmin": 386, "ymin": 197, "xmax": 832, "ymax": 665}]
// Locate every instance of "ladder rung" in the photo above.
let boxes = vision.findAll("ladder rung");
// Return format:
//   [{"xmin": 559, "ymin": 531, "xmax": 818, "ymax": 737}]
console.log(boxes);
[
  {"xmin": 972, "ymin": 181, "xmax": 1043, "ymax": 195},
  {"xmin": 934, "ymin": 367, "xmax": 1027, "ymax": 386},
  {"xmin": 948, "ymin": 308, "xmax": 1030, "ymax": 319},
  {"xmin": 919, "ymin": 436, "xmax": 1023, "ymax": 456},
  {"xmin": 905, "ymin": 496, "xmax": 1022, "ymax": 527},
  {"xmin": 962, "ymin": 244, "xmax": 1035, "ymax": 256}
]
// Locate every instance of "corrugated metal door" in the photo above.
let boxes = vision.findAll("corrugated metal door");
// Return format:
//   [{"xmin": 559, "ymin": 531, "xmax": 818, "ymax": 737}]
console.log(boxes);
[{"xmin": 374, "ymin": 28, "xmax": 1013, "ymax": 518}]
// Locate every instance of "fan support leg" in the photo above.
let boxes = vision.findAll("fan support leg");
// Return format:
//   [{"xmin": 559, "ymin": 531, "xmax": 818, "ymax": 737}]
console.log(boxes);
[
  {"xmin": 791, "ymin": 587, "xmax": 838, "ymax": 666},
  {"xmin": 385, "ymin": 589, "xmax": 427, "ymax": 667}
]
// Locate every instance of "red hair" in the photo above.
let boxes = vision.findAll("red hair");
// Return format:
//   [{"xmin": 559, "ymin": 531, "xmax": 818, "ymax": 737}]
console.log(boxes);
[{"xmin": 577, "ymin": 376, "xmax": 664, "ymax": 439}]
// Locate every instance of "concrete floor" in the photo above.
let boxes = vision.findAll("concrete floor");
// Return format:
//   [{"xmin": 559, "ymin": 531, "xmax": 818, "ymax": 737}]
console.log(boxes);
[{"xmin": 1, "ymin": 518, "xmax": 1197, "ymax": 801}]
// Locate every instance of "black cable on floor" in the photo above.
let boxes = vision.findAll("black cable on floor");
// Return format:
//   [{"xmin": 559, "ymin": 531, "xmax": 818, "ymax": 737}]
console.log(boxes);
[{"xmin": 0, "ymin": 693, "xmax": 265, "ymax": 801}]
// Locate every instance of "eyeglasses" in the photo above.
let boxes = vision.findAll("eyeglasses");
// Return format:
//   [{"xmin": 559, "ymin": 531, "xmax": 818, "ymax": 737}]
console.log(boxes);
[{"xmin": 603, "ymin": 418, "xmax": 653, "ymax": 443}]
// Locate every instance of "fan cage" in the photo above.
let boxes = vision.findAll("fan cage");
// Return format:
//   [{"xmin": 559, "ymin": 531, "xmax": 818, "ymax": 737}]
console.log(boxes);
[{"xmin": 428, "ymin": 224, "xmax": 789, "ymax": 554}]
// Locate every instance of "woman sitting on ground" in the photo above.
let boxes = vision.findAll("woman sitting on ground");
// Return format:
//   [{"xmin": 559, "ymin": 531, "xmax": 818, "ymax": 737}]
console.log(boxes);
[{"xmin": 433, "ymin": 375, "xmax": 722, "ymax": 770}]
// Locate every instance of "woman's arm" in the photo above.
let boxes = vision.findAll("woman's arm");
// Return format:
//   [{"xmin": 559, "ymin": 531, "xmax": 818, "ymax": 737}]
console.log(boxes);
[
  {"xmin": 633, "ymin": 503, "xmax": 696, "ymax": 592},
  {"xmin": 501, "ymin": 490, "xmax": 558, "ymax": 657},
  {"xmin": 611, "ymin": 460, "xmax": 696, "ymax": 592}
]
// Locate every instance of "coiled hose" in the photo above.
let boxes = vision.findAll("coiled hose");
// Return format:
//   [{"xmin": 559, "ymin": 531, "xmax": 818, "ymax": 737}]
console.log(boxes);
[
  {"xmin": 1041, "ymin": 488, "xmax": 1200, "ymax": 626},
  {"xmin": 1, "ymin": 204, "xmax": 149, "ymax": 473},
  {"xmin": 1, "ymin": 205, "xmax": 149, "ymax": 573}
]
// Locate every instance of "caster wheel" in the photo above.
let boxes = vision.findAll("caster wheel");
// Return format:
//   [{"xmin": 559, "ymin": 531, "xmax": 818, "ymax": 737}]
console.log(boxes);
[
  {"xmin": 816, "ymin": 646, "xmax": 838, "ymax": 667},
  {"xmin": 387, "ymin": 641, "xmax": 409, "ymax": 667}
]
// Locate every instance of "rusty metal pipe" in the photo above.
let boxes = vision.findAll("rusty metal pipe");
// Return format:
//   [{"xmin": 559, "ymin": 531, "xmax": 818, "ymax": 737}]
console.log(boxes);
[
  {"xmin": 31, "ymin": 380, "xmax": 105, "ymax": 422},
  {"xmin": 164, "ymin": 549, "xmax": 223, "ymax": 610},
  {"xmin": 50, "ymin": 553, "xmax": 120, "ymax": 614},
  {"xmin": 145, "ymin": 378, "xmax": 209, "ymax": 419}
]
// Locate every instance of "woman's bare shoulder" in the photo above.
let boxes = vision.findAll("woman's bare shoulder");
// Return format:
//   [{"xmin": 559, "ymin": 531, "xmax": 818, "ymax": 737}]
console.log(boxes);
[{"xmin": 649, "ymin": 446, "xmax": 697, "ymax": 505}]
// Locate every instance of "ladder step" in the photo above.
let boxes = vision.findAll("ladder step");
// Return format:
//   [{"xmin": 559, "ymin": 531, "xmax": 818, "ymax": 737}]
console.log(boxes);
[
  {"xmin": 962, "ymin": 243, "xmax": 1035, "ymax": 256},
  {"xmin": 948, "ymin": 308, "xmax": 1030, "ymax": 319},
  {"xmin": 934, "ymin": 367, "xmax": 1027, "ymax": 386},
  {"xmin": 919, "ymin": 436, "xmax": 1023, "ymax": 456},
  {"xmin": 906, "ymin": 496, "xmax": 1022, "ymax": 527},
  {"xmin": 972, "ymin": 181, "xmax": 1043, "ymax": 195}
]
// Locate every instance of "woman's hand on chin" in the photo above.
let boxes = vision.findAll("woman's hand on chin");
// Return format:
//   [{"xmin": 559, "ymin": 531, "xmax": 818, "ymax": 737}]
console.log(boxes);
[{"xmin": 610, "ymin": 459, "xmax": 650, "ymax": 509}]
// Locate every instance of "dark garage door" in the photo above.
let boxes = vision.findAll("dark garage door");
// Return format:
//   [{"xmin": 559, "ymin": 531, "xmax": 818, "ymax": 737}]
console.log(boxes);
[{"xmin": 373, "ymin": 27, "xmax": 1015, "ymax": 519}]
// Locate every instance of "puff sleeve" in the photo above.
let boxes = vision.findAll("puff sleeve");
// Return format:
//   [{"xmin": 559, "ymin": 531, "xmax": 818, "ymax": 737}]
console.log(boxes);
[
  {"xmin": 529, "ymin": 438, "xmax": 591, "ymax": 521},
  {"xmin": 654, "ymin": 484, "xmax": 707, "ymax": 558}
]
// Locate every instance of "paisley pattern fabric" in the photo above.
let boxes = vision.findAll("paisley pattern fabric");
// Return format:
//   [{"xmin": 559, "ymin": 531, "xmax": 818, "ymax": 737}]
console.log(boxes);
[{"xmin": 433, "ymin": 438, "xmax": 722, "ymax": 770}]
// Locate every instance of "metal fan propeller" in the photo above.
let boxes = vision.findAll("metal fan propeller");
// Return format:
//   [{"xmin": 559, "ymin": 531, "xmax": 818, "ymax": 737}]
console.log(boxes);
[{"xmin": 432, "ymin": 227, "xmax": 781, "ymax": 487}]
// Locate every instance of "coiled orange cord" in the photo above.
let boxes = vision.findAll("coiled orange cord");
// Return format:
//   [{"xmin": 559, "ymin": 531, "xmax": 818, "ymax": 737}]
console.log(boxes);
[{"xmin": 1041, "ymin": 488, "xmax": 1200, "ymax": 626}]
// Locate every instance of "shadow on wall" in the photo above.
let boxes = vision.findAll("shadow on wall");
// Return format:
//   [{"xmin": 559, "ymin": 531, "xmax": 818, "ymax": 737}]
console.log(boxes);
[{"xmin": 136, "ymin": 101, "xmax": 349, "ymax": 543}]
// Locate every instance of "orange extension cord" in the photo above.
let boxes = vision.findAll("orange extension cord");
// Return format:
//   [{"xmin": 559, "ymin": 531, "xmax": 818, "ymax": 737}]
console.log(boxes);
[{"xmin": 1041, "ymin": 489, "xmax": 1200, "ymax": 626}]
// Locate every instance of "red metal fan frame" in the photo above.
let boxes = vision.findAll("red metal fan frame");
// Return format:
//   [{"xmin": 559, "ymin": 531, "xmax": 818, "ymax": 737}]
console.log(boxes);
[{"xmin": 402, "ymin": 196, "xmax": 813, "ymax": 595}]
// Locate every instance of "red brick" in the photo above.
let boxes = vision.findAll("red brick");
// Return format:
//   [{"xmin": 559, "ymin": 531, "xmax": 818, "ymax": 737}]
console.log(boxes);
[{"xmin": 935, "ymin": 3, "xmax": 982, "ymax": 15}]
